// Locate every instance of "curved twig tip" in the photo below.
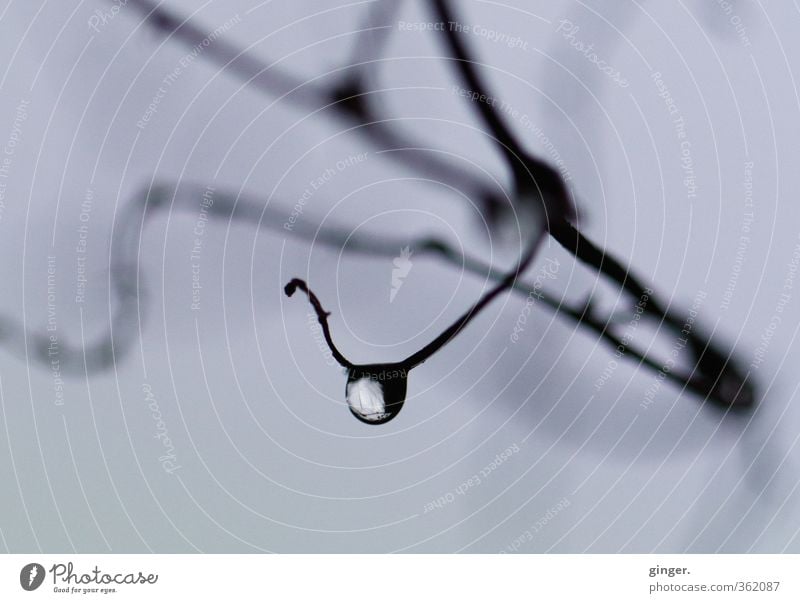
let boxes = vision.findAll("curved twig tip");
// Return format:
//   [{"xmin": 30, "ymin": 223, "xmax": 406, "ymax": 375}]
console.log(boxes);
[
  {"xmin": 284, "ymin": 278, "xmax": 351, "ymax": 368},
  {"xmin": 284, "ymin": 279, "xmax": 302, "ymax": 297}
]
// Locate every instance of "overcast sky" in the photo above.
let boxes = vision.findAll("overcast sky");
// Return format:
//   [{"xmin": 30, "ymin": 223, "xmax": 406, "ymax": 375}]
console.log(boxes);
[{"xmin": 0, "ymin": 0, "xmax": 798, "ymax": 553}]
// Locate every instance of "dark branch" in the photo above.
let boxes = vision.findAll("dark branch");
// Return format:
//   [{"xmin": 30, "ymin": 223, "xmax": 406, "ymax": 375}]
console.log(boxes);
[
  {"xmin": 98, "ymin": 0, "xmax": 755, "ymax": 411},
  {"xmin": 402, "ymin": 231, "xmax": 542, "ymax": 369}
]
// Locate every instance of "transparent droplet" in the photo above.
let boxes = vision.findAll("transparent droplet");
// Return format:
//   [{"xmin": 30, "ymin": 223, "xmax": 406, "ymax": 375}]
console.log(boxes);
[{"xmin": 346, "ymin": 365, "xmax": 407, "ymax": 424}]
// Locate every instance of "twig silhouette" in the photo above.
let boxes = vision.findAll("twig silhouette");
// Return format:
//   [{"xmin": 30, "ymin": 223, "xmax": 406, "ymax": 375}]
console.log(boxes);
[
  {"xmin": 40, "ymin": 0, "xmax": 755, "ymax": 415},
  {"xmin": 124, "ymin": 0, "xmax": 511, "ymax": 221},
  {"xmin": 432, "ymin": 0, "xmax": 753, "ymax": 410}
]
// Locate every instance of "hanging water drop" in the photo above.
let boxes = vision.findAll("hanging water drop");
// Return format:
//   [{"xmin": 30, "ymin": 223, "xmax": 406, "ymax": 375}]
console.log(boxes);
[
  {"xmin": 285, "ymin": 215, "xmax": 539, "ymax": 426},
  {"xmin": 345, "ymin": 365, "xmax": 407, "ymax": 424}
]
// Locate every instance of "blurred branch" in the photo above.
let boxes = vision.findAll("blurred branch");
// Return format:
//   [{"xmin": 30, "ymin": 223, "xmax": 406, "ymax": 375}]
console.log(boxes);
[
  {"xmin": 432, "ymin": 0, "xmax": 753, "ymax": 410},
  {"xmin": 76, "ymin": 0, "xmax": 756, "ymax": 411},
  {"xmin": 124, "ymin": 0, "xmax": 510, "ymax": 218}
]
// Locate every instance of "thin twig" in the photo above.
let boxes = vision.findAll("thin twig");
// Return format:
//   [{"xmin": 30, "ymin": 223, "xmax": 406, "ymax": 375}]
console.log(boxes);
[{"xmin": 98, "ymin": 0, "xmax": 754, "ymax": 410}]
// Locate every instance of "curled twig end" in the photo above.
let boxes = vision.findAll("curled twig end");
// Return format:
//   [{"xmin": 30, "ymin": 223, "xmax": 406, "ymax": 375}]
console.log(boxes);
[{"xmin": 284, "ymin": 278, "xmax": 304, "ymax": 297}]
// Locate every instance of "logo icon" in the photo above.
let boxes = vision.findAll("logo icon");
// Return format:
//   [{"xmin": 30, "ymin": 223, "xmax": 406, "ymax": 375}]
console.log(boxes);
[
  {"xmin": 390, "ymin": 246, "xmax": 413, "ymax": 303},
  {"xmin": 20, "ymin": 563, "xmax": 45, "ymax": 591}
]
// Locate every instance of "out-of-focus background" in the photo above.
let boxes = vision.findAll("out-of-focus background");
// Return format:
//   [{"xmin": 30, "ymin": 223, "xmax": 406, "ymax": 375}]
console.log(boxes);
[{"xmin": 0, "ymin": 0, "xmax": 799, "ymax": 552}]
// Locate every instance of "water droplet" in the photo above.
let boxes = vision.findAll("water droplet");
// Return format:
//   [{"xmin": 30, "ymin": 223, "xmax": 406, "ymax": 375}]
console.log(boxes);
[{"xmin": 346, "ymin": 365, "xmax": 407, "ymax": 424}]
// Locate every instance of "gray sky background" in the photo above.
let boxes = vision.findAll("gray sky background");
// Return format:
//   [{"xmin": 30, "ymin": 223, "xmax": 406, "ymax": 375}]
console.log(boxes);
[{"xmin": 0, "ymin": 0, "xmax": 798, "ymax": 552}]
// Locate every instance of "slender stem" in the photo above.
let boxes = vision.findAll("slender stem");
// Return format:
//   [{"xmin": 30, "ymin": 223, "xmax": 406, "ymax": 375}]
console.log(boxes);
[
  {"xmin": 108, "ymin": 1, "xmax": 754, "ymax": 409},
  {"xmin": 124, "ymin": 0, "xmax": 506, "ymax": 213},
  {"xmin": 548, "ymin": 220, "xmax": 753, "ymax": 408},
  {"xmin": 14, "ymin": 175, "xmax": 751, "ymax": 410},
  {"xmin": 549, "ymin": 220, "xmax": 663, "ymax": 314},
  {"xmin": 402, "ymin": 232, "xmax": 542, "ymax": 369},
  {"xmin": 431, "ymin": 0, "xmax": 524, "ymax": 168},
  {"xmin": 283, "ymin": 279, "xmax": 353, "ymax": 369},
  {"xmin": 430, "ymin": 0, "xmax": 574, "ymax": 223}
]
